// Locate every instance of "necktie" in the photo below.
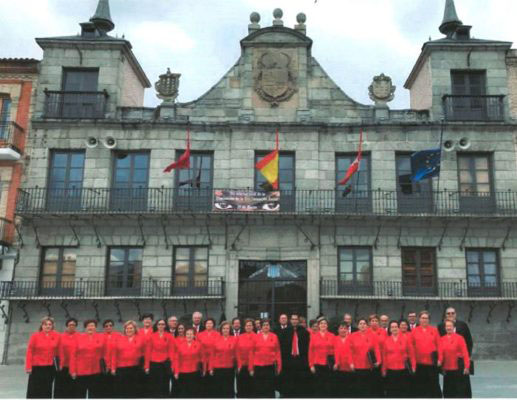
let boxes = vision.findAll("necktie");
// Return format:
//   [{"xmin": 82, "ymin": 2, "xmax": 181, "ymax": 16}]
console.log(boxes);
[{"xmin": 292, "ymin": 330, "xmax": 299, "ymax": 356}]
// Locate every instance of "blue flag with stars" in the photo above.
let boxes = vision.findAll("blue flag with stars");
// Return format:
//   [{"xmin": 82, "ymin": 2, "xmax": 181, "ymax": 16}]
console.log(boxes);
[{"xmin": 410, "ymin": 148, "xmax": 441, "ymax": 182}]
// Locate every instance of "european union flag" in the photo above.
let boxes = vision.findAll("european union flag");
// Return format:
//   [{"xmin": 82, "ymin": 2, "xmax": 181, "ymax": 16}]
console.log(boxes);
[{"xmin": 411, "ymin": 148, "xmax": 441, "ymax": 182}]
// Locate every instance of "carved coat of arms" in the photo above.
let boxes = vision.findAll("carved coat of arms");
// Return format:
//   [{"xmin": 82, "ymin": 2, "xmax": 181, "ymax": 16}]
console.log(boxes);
[
  {"xmin": 155, "ymin": 68, "xmax": 181, "ymax": 103},
  {"xmin": 254, "ymin": 52, "xmax": 297, "ymax": 106},
  {"xmin": 368, "ymin": 73, "xmax": 396, "ymax": 106}
]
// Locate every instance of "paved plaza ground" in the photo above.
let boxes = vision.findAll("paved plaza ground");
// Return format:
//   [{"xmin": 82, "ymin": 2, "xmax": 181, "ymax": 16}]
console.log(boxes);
[{"xmin": 0, "ymin": 361, "xmax": 516, "ymax": 398}]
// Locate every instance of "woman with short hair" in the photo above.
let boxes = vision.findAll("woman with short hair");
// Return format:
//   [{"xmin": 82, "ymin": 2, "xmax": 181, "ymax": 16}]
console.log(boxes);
[
  {"xmin": 174, "ymin": 327, "xmax": 204, "ymax": 398},
  {"xmin": 249, "ymin": 319, "xmax": 281, "ymax": 398},
  {"xmin": 55, "ymin": 317, "xmax": 79, "ymax": 398},
  {"xmin": 209, "ymin": 321, "xmax": 237, "ymax": 398},
  {"xmin": 197, "ymin": 317, "xmax": 220, "ymax": 397},
  {"xmin": 111, "ymin": 320, "xmax": 145, "ymax": 398},
  {"xmin": 440, "ymin": 319, "xmax": 471, "ymax": 398},
  {"xmin": 333, "ymin": 322, "xmax": 353, "ymax": 397},
  {"xmin": 144, "ymin": 319, "xmax": 175, "ymax": 398},
  {"xmin": 309, "ymin": 317, "xmax": 336, "ymax": 398},
  {"xmin": 236, "ymin": 318, "xmax": 256, "ymax": 398},
  {"xmin": 70, "ymin": 319, "xmax": 105, "ymax": 398},
  {"xmin": 25, "ymin": 316, "xmax": 61, "ymax": 398}
]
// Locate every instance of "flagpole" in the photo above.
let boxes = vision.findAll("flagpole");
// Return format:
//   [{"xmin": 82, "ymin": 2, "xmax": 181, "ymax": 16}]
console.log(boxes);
[{"xmin": 353, "ymin": 128, "xmax": 363, "ymax": 199}]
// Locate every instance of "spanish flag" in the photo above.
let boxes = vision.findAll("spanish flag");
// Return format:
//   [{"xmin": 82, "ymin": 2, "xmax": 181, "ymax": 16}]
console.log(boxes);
[{"xmin": 255, "ymin": 128, "xmax": 279, "ymax": 190}]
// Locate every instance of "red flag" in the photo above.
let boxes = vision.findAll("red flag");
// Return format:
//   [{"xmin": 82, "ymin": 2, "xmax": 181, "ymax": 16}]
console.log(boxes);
[
  {"xmin": 339, "ymin": 128, "xmax": 363, "ymax": 185},
  {"xmin": 164, "ymin": 127, "xmax": 191, "ymax": 172}
]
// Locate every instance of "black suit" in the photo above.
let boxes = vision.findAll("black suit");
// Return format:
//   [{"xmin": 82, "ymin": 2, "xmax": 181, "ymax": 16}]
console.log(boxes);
[
  {"xmin": 192, "ymin": 324, "xmax": 205, "ymax": 334},
  {"xmin": 273, "ymin": 325, "xmax": 290, "ymax": 396},
  {"xmin": 279, "ymin": 326, "xmax": 310, "ymax": 398},
  {"xmin": 230, "ymin": 328, "xmax": 243, "ymax": 336},
  {"xmin": 438, "ymin": 319, "xmax": 473, "ymax": 397}
]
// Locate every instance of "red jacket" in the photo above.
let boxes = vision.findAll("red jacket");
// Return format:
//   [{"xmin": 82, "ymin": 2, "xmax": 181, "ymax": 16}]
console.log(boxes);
[
  {"xmin": 25, "ymin": 331, "xmax": 61, "ymax": 371},
  {"xmin": 174, "ymin": 340, "xmax": 203, "ymax": 374},
  {"xmin": 236, "ymin": 332, "xmax": 256, "ymax": 368},
  {"xmin": 347, "ymin": 331, "xmax": 381, "ymax": 370},
  {"xmin": 145, "ymin": 332, "xmax": 175, "ymax": 370},
  {"xmin": 439, "ymin": 333, "xmax": 470, "ymax": 371},
  {"xmin": 197, "ymin": 330, "xmax": 220, "ymax": 369},
  {"xmin": 249, "ymin": 333, "xmax": 282, "ymax": 373},
  {"xmin": 334, "ymin": 335, "xmax": 352, "ymax": 372},
  {"xmin": 102, "ymin": 331, "xmax": 122, "ymax": 370},
  {"xmin": 70, "ymin": 333, "xmax": 105, "ymax": 376},
  {"xmin": 139, "ymin": 327, "xmax": 153, "ymax": 342},
  {"xmin": 381, "ymin": 334, "xmax": 416, "ymax": 374},
  {"xmin": 209, "ymin": 335, "xmax": 236, "ymax": 371},
  {"xmin": 309, "ymin": 331, "xmax": 336, "ymax": 367},
  {"xmin": 410, "ymin": 326, "xmax": 441, "ymax": 366},
  {"xmin": 111, "ymin": 335, "xmax": 145, "ymax": 371},
  {"xmin": 58, "ymin": 332, "xmax": 78, "ymax": 369}
]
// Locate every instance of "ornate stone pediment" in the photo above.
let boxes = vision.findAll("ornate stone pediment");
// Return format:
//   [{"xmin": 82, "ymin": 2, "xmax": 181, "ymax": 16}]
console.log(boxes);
[
  {"xmin": 253, "ymin": 51, "xmax": 297, "ymax": 107},
  {"xmin": 368, "ymin": 73, "xmax": 396, "ymax": 106}
]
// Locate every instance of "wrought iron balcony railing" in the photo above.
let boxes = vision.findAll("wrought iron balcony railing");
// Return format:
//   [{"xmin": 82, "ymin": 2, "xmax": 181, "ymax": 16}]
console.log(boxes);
[
  {"xmin": 43, "ymin": 89, "xmax": 108, "ymax": 119},
  {"xmin": 0, "ymin": 278, "xmax": 225, "ymax": 300},
  {"xmin": 0, "ymin": 122, "xmax": 24, "ymax": 154},
  {"xmin": 442, "ymin": 95, "xmax": 505, "ymax": 121},
  {"xmin": 15, "ymin": 187, "xmax": 517, "ymax": 217},
  {"xmin": 320, "ymin": 279, "xmax": 516, "ymax": 299}
]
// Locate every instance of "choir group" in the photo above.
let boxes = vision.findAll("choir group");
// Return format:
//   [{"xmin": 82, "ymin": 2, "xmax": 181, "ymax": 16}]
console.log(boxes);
[{"xmin": 25, "ymin": 308, "xmax": 473, "ymax": 399}]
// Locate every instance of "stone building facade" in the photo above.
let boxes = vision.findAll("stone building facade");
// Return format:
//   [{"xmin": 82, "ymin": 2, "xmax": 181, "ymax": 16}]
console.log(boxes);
[{"xmin": 2, "ymin": 0, "xmax": 517, "ymax": 363}]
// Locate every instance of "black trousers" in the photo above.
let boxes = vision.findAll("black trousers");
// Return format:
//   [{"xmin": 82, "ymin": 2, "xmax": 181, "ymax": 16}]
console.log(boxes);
[
  {"xmin": 177, "ymin": 372, "xmax": 201, "ymax": 398},
  {"xmin": 334, "ymin": 371, "xmax": 354, "ymax": 398},
  {"xmin": 370, "ymin": 366, "xmax": 384, "ymax": 398},
  {"xmin": 76, "ymin": 374, "xmax": 102, "ymax": 398},
  {"xmin": 98, "ymin": 372, "xmax": 115, "ymax": 398},
  {"xmin": 283, "ymin": 358, "xmax": 311, "ymax": 398},
  {"xmin": 443, "ymin": 370, "xmax": 471, "ymax": 398},
  {"xmin": 313, "ymin": 364, "xmax": 332, "ymax": 398},
  {"xmin": 169, "ymin": 373, "xmax": 178, "ymax": 398},
  {"xmin": 414, "ymin": 364, "xmax": 442, "ymax": 398},
  {"xmin": 236, "ymin": 367, "xmax": 253, "ymax": 398},
  {"xmin": 213, "ymin": 368, "xmax": 235, "ymax": 398},
  {"xmin": 115, "ymin": 366, "xmax": 143, "ymax": 398},
  {"xmin": 54, "ymin": 367, "xmax": 79, "ymax": 398},
  {"xmin": 352, "ymin": 369, "xmax": 373, "ymax": 398},
  {"xmin": 253, "ymin": 365, "xmax": 276, "ymax": 398},
  {"xmin": 147, "ymin": 362, "xmax": 170, "ymax": 398},
  {"xmin": 27, "ymin": 366, "xmax": 55, "ymax": 399},
  {"xmin": 384, "ymin": 369, "xmax": 409, "ymax": 398}
]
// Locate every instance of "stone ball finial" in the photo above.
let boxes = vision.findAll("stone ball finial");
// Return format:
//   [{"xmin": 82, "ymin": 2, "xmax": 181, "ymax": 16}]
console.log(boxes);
[
  {"xmin": 250, "ymin": 12, "xmax": 260, "ymax": 24},
  {"xmin": 273, "ymin": 8, "xmax": 283, "ymax": 19},
  {"xmin": 296, "ymin": 13, "xmax": 306, "ymax": 24}
]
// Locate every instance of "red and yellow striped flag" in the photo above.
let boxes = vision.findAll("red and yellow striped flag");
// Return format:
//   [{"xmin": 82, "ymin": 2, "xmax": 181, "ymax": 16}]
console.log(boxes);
[{"xmin": 255, "ymin": 128, "xmax": 279, "ymax": 190}]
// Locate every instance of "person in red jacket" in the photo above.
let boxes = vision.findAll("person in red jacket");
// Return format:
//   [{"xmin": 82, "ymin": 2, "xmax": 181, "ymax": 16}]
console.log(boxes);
[
  {"xmin": 368, "ymin": 314, "xmax": 387, "ymax": 398},
  {"xmin": 333, "ymin": 322, "xmax": 353, "ymax": 396},
  {"xmin": 55, "ymin": 318, "xmax": 79, "ymax": 398},
  {"xmin": 174, "ymin": 327, "xmax": 204, "ymax": 398},
  {"xmin": 347, "ymin": 318, "xmax": 380, "ymax": 398},
  {"xmin": 236, "ymin": 318, "xmax": 256, "ymax": 398},
  {"xmin": 144, "ymin": 318, "xmax": 175, "ymax": 398},
  {"xmin": 98, "ymin": 319, "xmax": 121, "ymax": 398},
  {"xmin": 25, "ymin": 316, "xmax": 61, "ymax": 399},
  {"xmin": 249, "ymin": 319, "xmax": 281, "ymax": 398},
  {"xmin": 197, "ymin": 317, "xmax": 220, "ymax": 397},
  {"xmin": 111, "ymin": 320, "xmax": 146, "ymax": 399},
  {"xmin": 309, "ymin": 317, "xmax": 336, "ymax": 398},
  {"xmin": 440, "ymin": 319, "xmax": 471, "ymax": 398},
  {"xmin": 399, "ymin": 319, "xmax": 410, "ymax": 335},
  {"xmin": 382, "ymin": 320, "xmax": 416, "ymax": 398},
  {"xmin": 209, "ymin": 321, "xmax": 237, "ymax": 398},
  {"xmin": 409, "ymin": 310, "xmax": 442, "ymax": 398},
  {"xmin": 69, "ymin": 319, "xmax": 105, "ymax": 398}
]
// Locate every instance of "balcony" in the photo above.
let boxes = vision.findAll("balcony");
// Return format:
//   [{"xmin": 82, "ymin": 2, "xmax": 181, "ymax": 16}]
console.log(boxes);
[
  {"xmin": 16, "ymin": 187, "xmax": 517, "ymax": 218},
  {"xmin": 320, "ymin": 279, "xmax": 517, "ymax": 300},
  {"xmin": 0, "ymin": 122, "xmax": 23, "ymax": 160},
  {"xmin": 442, "ymin": 95, "xmax": 504, "ymax": 121},
  {"xmin": 0, "ymin": 278, "xmax": 225, "ymax": 300},
  {"xmin": 43, "ymin": 89, "xmax": 108, "ymax": 119}
]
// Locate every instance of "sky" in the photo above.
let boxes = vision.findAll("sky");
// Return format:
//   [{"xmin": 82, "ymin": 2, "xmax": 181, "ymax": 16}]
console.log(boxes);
[{"xmin": 1, "ymin": 0, "xmax": 517, "ymax": 109}]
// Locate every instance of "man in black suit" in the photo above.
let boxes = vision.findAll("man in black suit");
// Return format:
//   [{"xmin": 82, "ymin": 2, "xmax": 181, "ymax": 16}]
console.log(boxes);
[
  {"xmin": 438, "ymin": 307, "xmax": 473, "ymax": 397},
  {"xmin": 278, "ymin": 314, "xmax": 310, "ymax": 398},
  {"xmin": 408, "ymin": 311, "xmax": 418, "ymax": 331},
  {"xmin": 231, "ymin": 317, "xmax": 243, "ymax": 336},
  {"xmin": 274, "ymin": 313, "xmax": 290, "ymax": 397},
  {"xmin": 343, "ymin": 313, "xmax": 358, "ymax": 334}
]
